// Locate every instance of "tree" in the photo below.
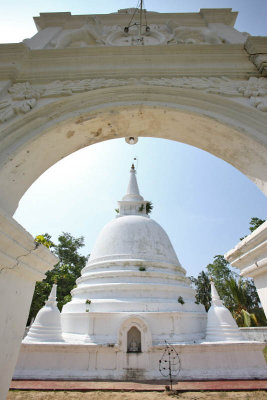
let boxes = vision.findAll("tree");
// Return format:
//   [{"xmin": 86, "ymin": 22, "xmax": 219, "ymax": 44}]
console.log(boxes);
[
  {"xmin": 240, "ymin": 217, "xmax": 265, "ymax": 240},
  {"xmin": 249, "ymin": 217, "xmax": 266, "ymax": 233},
  {"xmin": 206, "ymin": 255, "xmax": 239, "ymax": 310},
  {"xmin": 27, "ymin": 232, "xmax": 88, "ymax": 325},
  {"xmin": 192, "ymin": 215, "xmax": 266, "ymax": 326},
  {"xmin": 205, "ymin": 254, "xmax": 264, "ymax": 324},
  {"xmin": 226, "ymin": 277, "xmax": 266, "ymax": 327},
  {"xmin": 190, "ymin": 271, "xmax": 211, "ymax": 311},
  {"xmin": 193, "ymin": 257, "xmax": 265, "ymax": 326}
]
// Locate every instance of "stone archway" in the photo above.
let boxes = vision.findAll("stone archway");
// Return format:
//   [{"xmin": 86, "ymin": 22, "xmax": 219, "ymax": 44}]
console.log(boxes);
[
  {"xmin": 0, "ymin": 85, "xmax": 266, "ymax": 216},
  {"xmin": 0, "ymin": 82, "xmax": 266, "ymax": 397},
  {"xmin": 0, "ymin": 83, "xmax": 266, "ymax": 398},
  {"xmin": 1, "ymin": 6, "xmax": 267, "ymax": 397}
]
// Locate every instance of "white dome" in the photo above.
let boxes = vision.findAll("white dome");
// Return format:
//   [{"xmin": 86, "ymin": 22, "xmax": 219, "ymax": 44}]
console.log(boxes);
[
  {"xmin": 61, "ymin": 165, "xmax": 206, "ymax": 337},
  {"xmin": 88, "ymin": 215, "xmax": 180, "ymax": 266}
]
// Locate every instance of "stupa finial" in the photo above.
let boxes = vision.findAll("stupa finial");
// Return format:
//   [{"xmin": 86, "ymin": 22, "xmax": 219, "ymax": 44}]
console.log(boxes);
[
  {"xmin": 210, "ymin": 280, "xmax": 223, "ymax": 307},
  {"xmin": 116, "ymin": 163, "xmax": 149, "ymax": 217},
  {"xmin": 121, "ymin": 163, "xmax": 144, "ymax": 202}
]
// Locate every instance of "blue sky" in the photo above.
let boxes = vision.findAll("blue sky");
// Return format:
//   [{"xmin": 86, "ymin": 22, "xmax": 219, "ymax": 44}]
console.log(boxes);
[
  {"xmin": 1, "ymin": 0, "xmax": 267, "ymax": 42},
  {"xmin": 2, "ymin": 0, "xmax": 266, "ymax": 277},
  {"xmin": 14, "ymin": 138, "xmax": 267, "ymax": 277}
]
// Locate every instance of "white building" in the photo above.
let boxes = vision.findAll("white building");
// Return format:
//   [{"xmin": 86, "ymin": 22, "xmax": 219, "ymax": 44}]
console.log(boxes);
[
  {"xmin": 0, "ymin": 7, "xmax": 266, "ymax": 398},
  {"xmin": 14, "ymin": 166, "xmax": 266, "ymax": 380}
]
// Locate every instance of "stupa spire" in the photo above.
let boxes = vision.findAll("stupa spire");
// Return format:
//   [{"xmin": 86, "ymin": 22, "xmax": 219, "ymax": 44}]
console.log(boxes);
[
  {"xmin": 210, "ymin": 280, "xmax": 223, "ymax": 307},
  {"xmin": 122, "ymin": 164, "xmax": 144, "ymax": 202},
  {"xmin": 117, "ymin": 163, "xmax": 148, "ymax": 217}
]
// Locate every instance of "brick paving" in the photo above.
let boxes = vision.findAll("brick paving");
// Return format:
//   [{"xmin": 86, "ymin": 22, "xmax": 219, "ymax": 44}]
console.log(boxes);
[{"xmin": 10, "ymin": 379, "xmax": 267, "ymax": 392}]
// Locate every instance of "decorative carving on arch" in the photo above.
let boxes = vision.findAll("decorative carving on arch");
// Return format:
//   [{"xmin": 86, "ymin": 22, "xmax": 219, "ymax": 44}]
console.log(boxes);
[
  {"xmin": 1, "ymin": 76, "xmax": 266, "ymax": 124},
  {"xmin": 169, "ymin": 26, "xmax": 223, "ymax": 45},
  {"xmin": 118, "ymin": 315, "xmax": 152, "ymax": 353},
  {"xmin": 50, "ymin": 23, "xmax": 105, "ymax": 49},
  {"xmin": 105, "ymin": 25, "xmax": 169, "ymax": 46},
  {"xmin": 46, "ymin": 16, "xmax": 229, "ymax": 48}
]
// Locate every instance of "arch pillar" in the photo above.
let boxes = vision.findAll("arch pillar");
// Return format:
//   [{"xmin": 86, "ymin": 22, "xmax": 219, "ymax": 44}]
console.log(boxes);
[{"xmin": 0, "ymin": 207, "xmax": 57, "ymax": 400}]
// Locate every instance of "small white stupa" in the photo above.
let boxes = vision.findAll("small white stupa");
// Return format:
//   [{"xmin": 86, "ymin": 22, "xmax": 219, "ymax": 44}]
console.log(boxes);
[
  {"xmin": 14, "ymin": 165, "xmax": 267, "ymax": 381},
  {"xmin": 206, "ymin": 281, "xmax": 243, "ymax": 342},
  {"xmin": 24, "ymin": 284, "xmax": 63, "ymax": 343}
]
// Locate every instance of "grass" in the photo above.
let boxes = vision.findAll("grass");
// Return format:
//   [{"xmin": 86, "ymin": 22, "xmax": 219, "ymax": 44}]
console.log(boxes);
[{"xmin": 263, "ymin": 345, "xmax": 267, "ymax": 363}]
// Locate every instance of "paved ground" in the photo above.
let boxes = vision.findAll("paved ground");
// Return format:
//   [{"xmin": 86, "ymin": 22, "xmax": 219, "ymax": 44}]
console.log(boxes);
[
  {"xmin": 7, "ymin": 389, "xmax": 267, "ymax": 400},
  {"xmin": 10, "ymin": 379, "xmax": 267, "ymax": 392}
]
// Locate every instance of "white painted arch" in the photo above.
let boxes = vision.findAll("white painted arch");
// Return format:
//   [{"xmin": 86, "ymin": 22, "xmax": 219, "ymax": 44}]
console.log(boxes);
[
  {"xmin": 118, "ymin": 315, "xmax": 152, "ymax": 353},
  {"xmin": 0, "ymin": 84, "xmax": 266, "ymax": 215}
]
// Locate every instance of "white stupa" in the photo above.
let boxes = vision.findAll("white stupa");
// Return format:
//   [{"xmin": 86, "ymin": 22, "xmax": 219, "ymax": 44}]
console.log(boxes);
[
  {"xmin": 206, "ymin": 280, "xmax": 243, "ymax": 342},
  {"xmin": 24, "ymin": 284, "xmax": 63, "ymax": 343},
  {"xmin": 61, "ymin": 164, "xmax": 207, "ymax": 344},
  {"xmin": 14, "ymin": 165, "xmax": 267, "ymax": 381}
]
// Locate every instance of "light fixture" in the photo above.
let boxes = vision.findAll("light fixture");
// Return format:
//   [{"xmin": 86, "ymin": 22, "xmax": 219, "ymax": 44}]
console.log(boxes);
[
  {"xmin": 125, "ymin": 136, "xmax": 138, "ymax": 145},
  {"xmin": 123, "ymin": 0, "xmax": 150, "ymax": 41}
]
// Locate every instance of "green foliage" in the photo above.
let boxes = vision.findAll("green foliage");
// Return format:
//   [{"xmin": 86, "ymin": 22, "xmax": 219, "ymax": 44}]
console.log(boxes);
[
  {"xmin": 146, "ymin": 201, "xmax": 153, "ymax": 215},
  {"xmin": 85, "ymin": 299, "xmax": 91, "ymax": 312},
  {"xmin": 234, "ymin": 309, "xmax": 257, "ymax": 327},
  {"xmin": 225, "ymin": 277, "xmax": 265, "ymax": 326},
  {"xmin": 139, "ymin": 266, "xmax": 146, "ymax": 271},
  {"xmin": 190, "ymin": 271, "xmax": 211, "ymax": 311},
  {"xmin": 138, "ymin": 204, "xmax": 144, "ymax": 212},
  {"xmin": 27, "ymin": 232, "xmax": 88, "ymax": 325},
  {"xmin": 263, "ymin": 346, "xmax": 267, "ymax": 364},
  {"xmin": 249, "ymin": 217, "xmax": 266, "ymax": 233},
  {"xmin": 196, "ymin": 253, "xmax": 266, "ymax": 326},
  {"xmin": 240, "ymin": 217, "xmax": 265, "ymax": 240},
  {"xmin": 115, "ymin": 208, "xmax": 119, "ymax": 214},
  {"xmin": 177, "ymin": 296, "xmax": 184, "ymax": 305},
  {"xmin": 35, "ymin": 233, "xmax": 54, "ymax": 249},
  {"xmin": 191, "ymin": 217, "xmax": 267, "ymax": 327},
  {"xmin": 206, "ymin": 255, "xmax": 238, "ymax": 310}
]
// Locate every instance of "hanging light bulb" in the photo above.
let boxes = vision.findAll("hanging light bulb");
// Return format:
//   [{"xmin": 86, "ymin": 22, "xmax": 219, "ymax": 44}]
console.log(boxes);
[{"xmin": 125, "ymin": 136, "xmax": 138, "ymax": 145}]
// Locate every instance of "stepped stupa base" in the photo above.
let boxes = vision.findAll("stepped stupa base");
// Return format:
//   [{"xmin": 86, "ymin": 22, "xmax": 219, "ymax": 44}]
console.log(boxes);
[{"xmin": 14, "ymin": 341, "xmax": 267, "ymax": 381}]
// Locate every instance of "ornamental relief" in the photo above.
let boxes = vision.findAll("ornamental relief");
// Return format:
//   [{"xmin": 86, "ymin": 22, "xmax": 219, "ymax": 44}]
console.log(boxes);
[
  {"xmin": 45, "ymin": 18, "xmax": 227, "ymax": 49},
  {"xmin": 0, "ymin": 76, "xmax": 266, "ymax": 123}
]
